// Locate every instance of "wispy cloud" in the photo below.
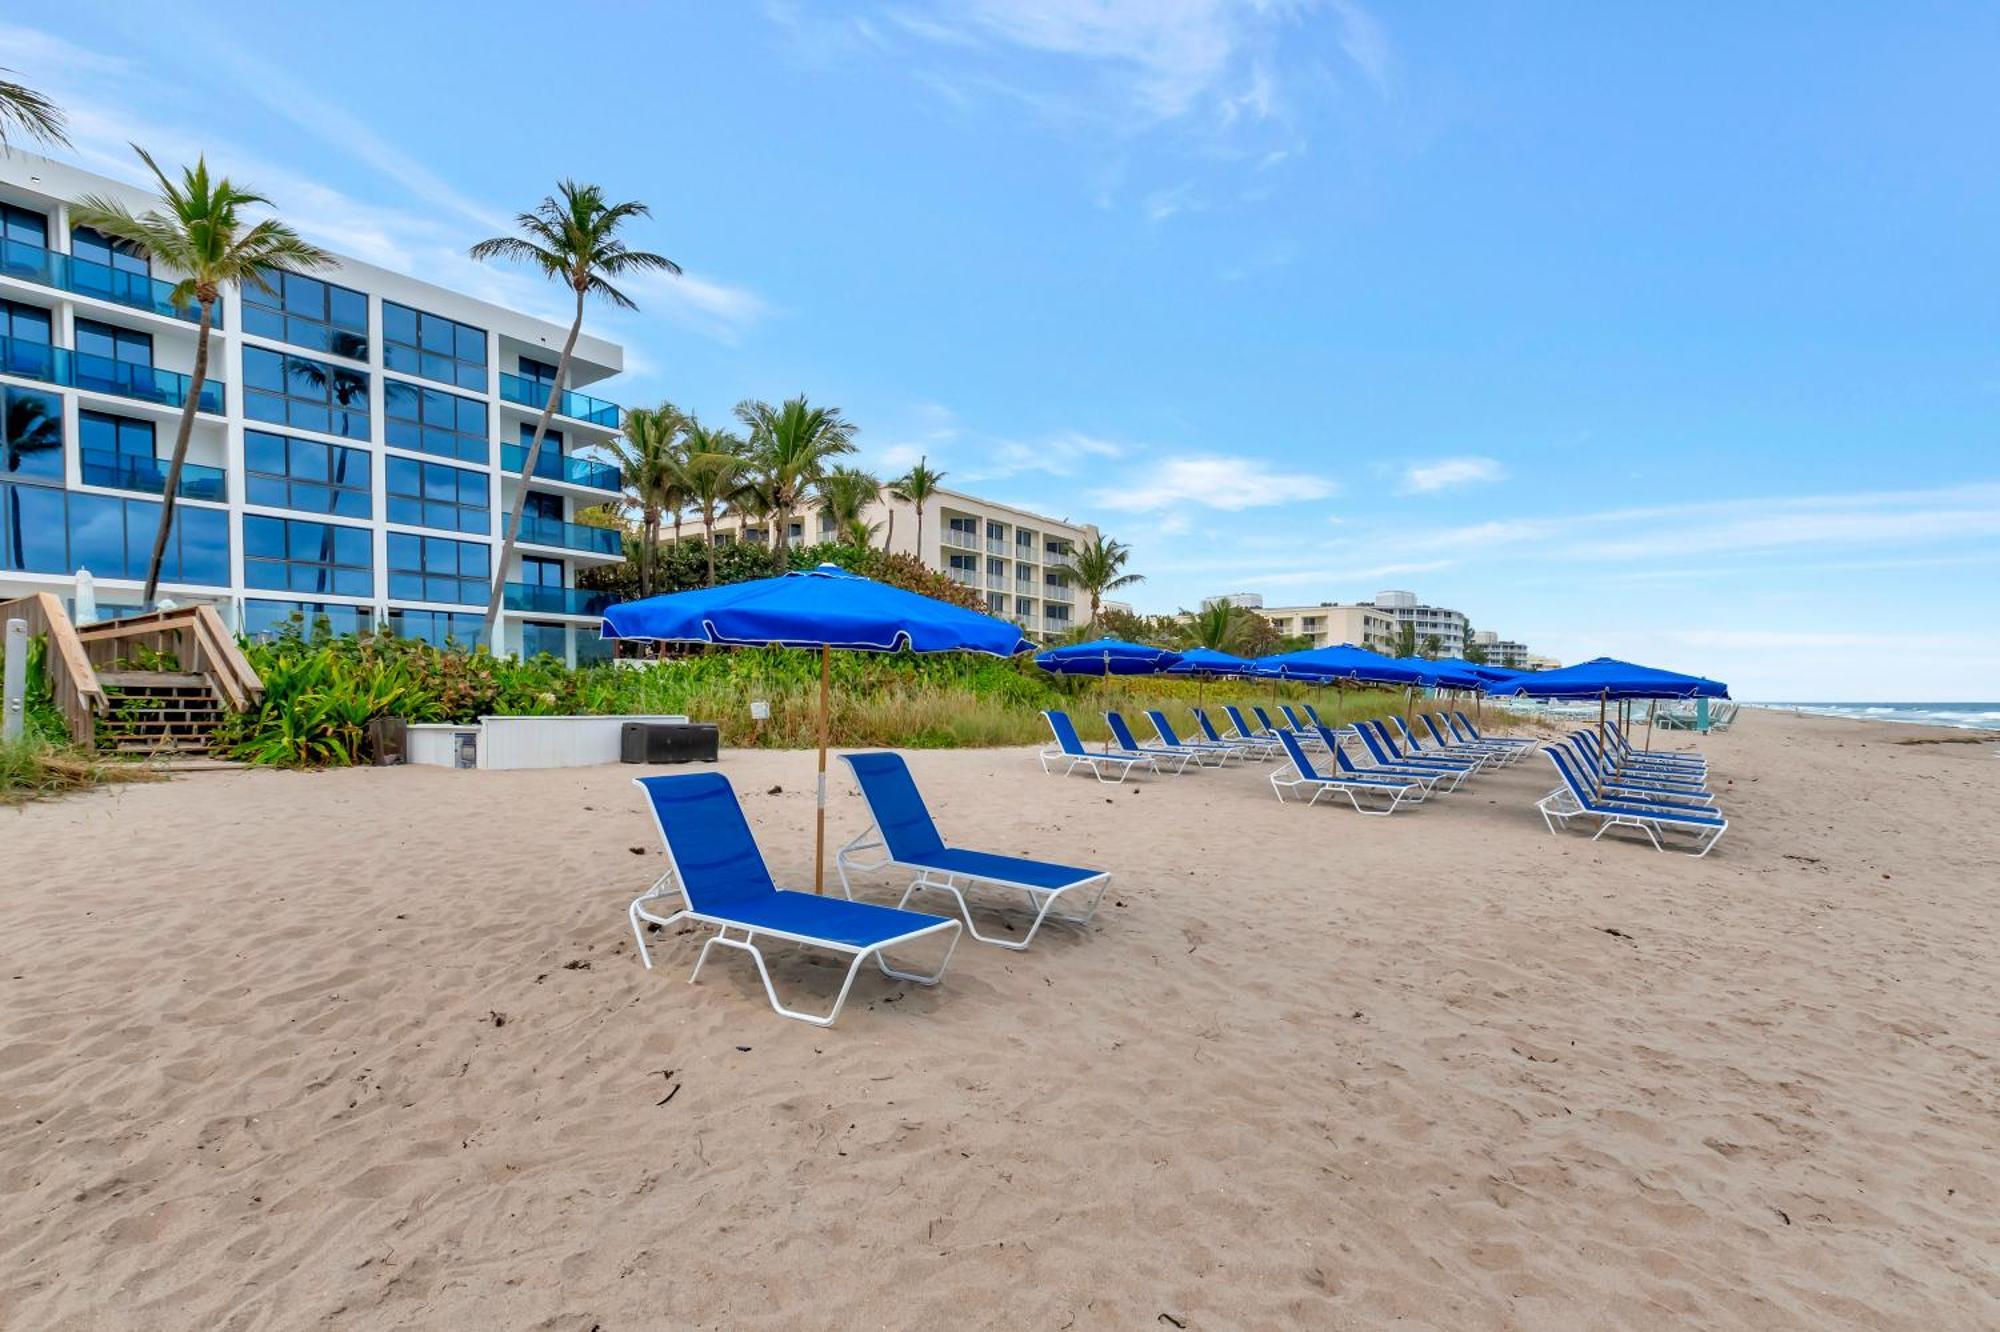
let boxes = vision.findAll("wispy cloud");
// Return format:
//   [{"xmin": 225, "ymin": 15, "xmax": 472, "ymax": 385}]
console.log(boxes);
[
  {"xmin": 6, "ymin": 21, "xmax": 766, "ymax": 346},
  {"xmin": 1398, "ymin": 456, "xmax": 1507, "ymax": 494},
  {"xmin": 1093, "ymin": 456, "xmax": 1336, "ymax": 512}
]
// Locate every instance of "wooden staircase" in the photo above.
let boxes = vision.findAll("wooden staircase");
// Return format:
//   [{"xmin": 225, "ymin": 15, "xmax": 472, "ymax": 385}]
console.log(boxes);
[
  {"xmin": 94, "ymin": 671, "xmax": 229, "ymax": 757},
  {"xmin": 0, "ymin": 595, "xmax": 261, "ymax": 758}
]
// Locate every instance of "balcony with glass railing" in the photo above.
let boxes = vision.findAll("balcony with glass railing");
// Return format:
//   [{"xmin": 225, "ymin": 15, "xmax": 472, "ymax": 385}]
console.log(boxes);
[
  {"xmin": 0, "ymin": 335, "xmax": 225, "ymax": 413},
  {"xmin": 502, "ymin": 583, "xmax": 616, "ymax": 617},
  {"xmin": 1043, "ymin": 583, "xmax": 1075, "ymax": 603},
  {"xmin": 985, "ymin": 573, "xmax": 1008, "ymax": 590},
  {"xmin": 947, "ymin": 566, "xmax": 977, "ymax": 586},
  {"xmin": 942, "ymin": 528, "xmax": 979, "ymax": 551},
  {"xmin": 500, "ymin": 443, "xmax": 623, "ymax": 492},
  {"xmin": 1044, "ymin": 549, "xmax": 1076, "ymax": 569},
  {"xmin": 498, "ymin": 372, "xmax": 621, "ymax": 428},
  {"xmin": 0, "ymin": 238, "xmax": 213, "ymax": 325},
  {"xmin": 78, "ymin": 449, "xmax": 227, "ymax": 501},
  {"xmin": 516, "ymin": 513, "xmax": 623, "ymax": 556}
]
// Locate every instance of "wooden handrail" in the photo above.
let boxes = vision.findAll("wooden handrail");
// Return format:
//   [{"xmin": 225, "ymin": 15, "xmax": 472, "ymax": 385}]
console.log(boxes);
[
  {"xmin": 0, "ymin": 593, "xmax": 109, "ymax": 746},
  {"xmin": 75, "ymin": 603, "xmax": 264, "ymax": 714}
]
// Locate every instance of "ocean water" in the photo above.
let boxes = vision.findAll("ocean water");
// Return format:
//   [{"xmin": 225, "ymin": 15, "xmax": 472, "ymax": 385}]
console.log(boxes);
[{"xmin": 1753, "ymin": 702, "xmax": 2000, "ymax": 732}]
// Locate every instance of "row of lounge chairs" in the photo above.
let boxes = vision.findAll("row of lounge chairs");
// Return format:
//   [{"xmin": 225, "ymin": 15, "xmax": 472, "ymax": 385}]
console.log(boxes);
[
  {"xmin": 1534, "ymin": 722, "xmax": 1727, "ymax": 856},
  {"xmin": 629, "ymin": 754, "xmax": 1111, "ymax": 1026}
]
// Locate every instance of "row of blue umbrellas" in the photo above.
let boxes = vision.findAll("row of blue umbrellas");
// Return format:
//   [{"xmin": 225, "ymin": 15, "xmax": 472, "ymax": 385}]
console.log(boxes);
[{"xmin": 599, "ymin": 566, "xmax": 1727, "ymax": 890}]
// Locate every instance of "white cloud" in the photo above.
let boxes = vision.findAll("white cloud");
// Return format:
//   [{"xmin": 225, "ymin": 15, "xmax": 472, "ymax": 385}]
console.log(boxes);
[
  {"xmin": 1093, "ymin": 456, "xmax": 1336, "ymax": 512},
  {"xmin": 1398, "ymin": 455, "xmax": 1507, "ymax": 494}
]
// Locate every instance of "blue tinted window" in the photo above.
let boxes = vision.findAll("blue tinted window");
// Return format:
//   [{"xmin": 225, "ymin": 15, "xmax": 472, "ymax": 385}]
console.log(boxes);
[
  {"xmin": 388, "ymin": 608, "xmax": 485, "ymax": 649},
  {"xmin": 70, "ymin": 226, "xmax": 147, "ymax": 276},
  {"xmin": 74, "ymin": 318, "xmax": 151, "ymax": 366},
  {"xmin": 574, "ymin": 631, "xmax": 612, "ymax": 665},
  {"xmin": 386, "ymin": 531, "xmax": 489, "ymax": 605},
  {"xmin": 520, "ymin": 555, "xmax": 564, "ymax": 588},
  {"xmin": 1, "ymin": 386, "xmax": 63, "ymax": 485},
  {"xmin": 1, "ymin": 298, "xmax": 53, "ymax": 345},
  {"xmin": 521, "ymin": 622, "xmax": 566, "ymax": 660},
  {"xmin": 242, "ymin": 347, "xmax": 371, "ymax": 440},
  {"xmin": 0, "ymin": 482, "xmax": 228, "ymax": 585},
  {"xmin": 0, "ymin": 204, "xmax": 47, "ymax": 248},
  {"xmin": 384, "ymin": 379, "xmax": 487, "ymax": 463},
  {"xmin": 382, "ymin": 301, "xmax": 486, "ymax": 391},
  {"xmin": 243, "ymin": 429, "xmax": 371, "ymax": 517},
  {"xmin": 242, "ymin": 515, "xmax": 374, "ymax": 597},
  {"xmin": 245, "ymin": 599, "xmax": 373, "ymax": 641},
  {"xmin": 385, "ymin": 455, "xmax": 489, "ymax": 534},
  {"xmin": 243, "ymin": 267, "xmax": 369, "ymax": 360}
]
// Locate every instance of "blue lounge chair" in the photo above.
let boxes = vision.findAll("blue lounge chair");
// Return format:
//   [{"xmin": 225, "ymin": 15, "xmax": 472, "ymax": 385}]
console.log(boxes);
[
  {"xmin": 1391, "ymin": 715, "xmax": 1496, "ymax": 768},
  {"xmin": 1536, "ymin": 746, "xmax": 1727, "ymax": 857},
  {"xmin": 1604, "ymin": 720, "xmax": 1707, "ymax": 774},
  {"xmin": 837, "ymin": 752, "xmax": 1112, "ymax": 950},
  {"xmin": 1562, "ymin": 736, "xmax": 1715, "ymax": 807},
  {"xmin": 1193, "ymin": 707, "xmax": 1278, "ymax": 759},
  {"xmin": 1449, "ymin": 711, "xmax": 1536, "ymax": 755},
  {"xmin": 1571, "ymin": 731, "xmax": 1713, "ymax": 791},
  {"xmin": 1105, "ymin": 711, "xmax": 1202, "ymax": 772},
  {"xmin": 1224, "ymin": 704, "xmax": 1287, "ymax": 752},
  {"xmin": 628, "ymin": 772, "xmax": 962, "ymax": 1027},
  {"xmin": 1148, "ymin": 709, "xmax": 1246, "ymax": 764},
  {"xmin": 1039, "ymin": 709, "xmax": 1156, "ymax": 783},
  {"xmin": 1271, "ymin": 729, "xmax": 1424, "ymax": 814},
  {"xmin": 1358, "ymin": 720, "xmax": 1480, "ymax": 777},
  {"xmin": 1256, "ymin": 703, "xmax": 1326, "ymax": 750},
  {"xmin": 1421, "ymin": 713, "xmax": 1524, "ymax": 766},
  {"xmin": 1319, "ymin": 724, "xmax": 1460, "ymax": 793}
]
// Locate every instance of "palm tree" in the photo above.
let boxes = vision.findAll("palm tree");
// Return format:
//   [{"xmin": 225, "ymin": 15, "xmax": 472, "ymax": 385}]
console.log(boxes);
[
  {"xmin": 1068, "ymin": 535, "xmax": 1143, "ymax": 623},
  {"xmin": 816, "ymin": 465, "xmax": 882, "ymax": 542},
  {"xmin": 604, "ymin": 404, "xmax": 685, "ymax": 599},
  {"xmin": 734, "ymin": 395, "xmax": 856, "ymax": 569},
  {"xmin": 1420, "ymin": 633, "xmax": 1442, "ymax": 660},
  {"xmin": 1180, "ymin": 600, "xmax": 1249, "ymax": 653},
  {"xmin": 682, "ymin": 420, "xmax": 750, "ymax": 587},
  {"xmin": 0, "ymin": 72, "xmax": 68, "ymax": 149},
  {"xmin": 888, "ymin": 457, "xmax": 946, "ymax": 562},
  {"xmin": 842, "ymin": 516, "xmax": 882, "ymax": 549},
  {"xmin": 1386, "ymin": 622, "xmax": 1418, "ymax": 658},
  {"xmin": 73, "ymin": 148, "xmax": 330, "ymax": 605},
  {"xmin": 469, "ymin": 181, "xmax": 678, "ymax": 641}
]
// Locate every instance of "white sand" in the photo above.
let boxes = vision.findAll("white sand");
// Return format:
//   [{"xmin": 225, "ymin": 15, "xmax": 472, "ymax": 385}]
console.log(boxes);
[{"xmin": 2, "ymin": 709, "xmax": 1997, "ymax": 1329}]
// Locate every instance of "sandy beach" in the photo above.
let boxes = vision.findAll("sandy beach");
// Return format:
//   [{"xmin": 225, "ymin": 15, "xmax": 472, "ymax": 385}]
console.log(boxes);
[{"xmin": 2, "ymin": 708, "xmax": 1997, "ymax": 1330}]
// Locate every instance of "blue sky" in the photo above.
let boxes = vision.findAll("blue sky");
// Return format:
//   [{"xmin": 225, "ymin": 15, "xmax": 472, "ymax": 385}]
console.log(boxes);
[{"xmin": 12, "ymin": 1, "xmax": 1999, "ymax": 699}]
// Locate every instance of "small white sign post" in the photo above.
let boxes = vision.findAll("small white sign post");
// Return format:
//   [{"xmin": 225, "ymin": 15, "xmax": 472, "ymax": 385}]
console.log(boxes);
[{"xmin": 2, "ymin": 618, "xmax": 26, "ymax": 742}]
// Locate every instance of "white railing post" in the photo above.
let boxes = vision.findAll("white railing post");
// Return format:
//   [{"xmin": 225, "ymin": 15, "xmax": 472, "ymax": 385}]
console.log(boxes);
[{"xmin": 3, "ymin": 618, "xmax": 26, "ymax": 742}]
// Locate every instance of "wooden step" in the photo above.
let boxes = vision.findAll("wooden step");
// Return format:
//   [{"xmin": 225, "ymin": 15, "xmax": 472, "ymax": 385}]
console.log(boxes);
[{"xmin": 98, "ymin": 671, "xmax": 209, "ymax": 690}]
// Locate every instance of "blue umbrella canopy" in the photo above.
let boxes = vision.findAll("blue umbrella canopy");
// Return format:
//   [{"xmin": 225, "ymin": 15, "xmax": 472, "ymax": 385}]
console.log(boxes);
[
  {"xmin": 598, "ymin": 564, "xmax": 1034, "ymax": 893},
  {"xmin": 1424, "ymin": 657, "xmax": 1525, "ymax": 688},
  {"xmin": 1165, "ymin": 647, "xmax": 1256, "ymax": 677},
  {"xmin": 1253, "ymin": 643, "xmax": 1426, "ymax": 686},
  {"xmin": 601, "ymin": 563, "xmax": 1035, "ymax": 655},
  {"xmin": 1492, "ymin": 656, "xmax": 1729, "ymax": 700},
  {"xmin": 1034, "ymin": 638, "xmax": 1183, "ymax": 676},
  {"xmin": 1383, "ymin": 656, "xmax": 1486, "ymax": 690}
]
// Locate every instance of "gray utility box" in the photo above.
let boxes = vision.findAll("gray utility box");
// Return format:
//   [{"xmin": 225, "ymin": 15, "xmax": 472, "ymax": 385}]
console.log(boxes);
[{"xmin": 620, "ymin": 721, "xmax": 721, "ymax": 764}]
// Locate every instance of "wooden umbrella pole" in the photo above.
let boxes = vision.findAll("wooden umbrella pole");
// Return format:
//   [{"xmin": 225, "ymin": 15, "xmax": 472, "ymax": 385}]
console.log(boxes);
[
  {"xmin": 1598, "ymin": 689, "xmax": 1607, "ymax": 746},
  {"xmin": 1647, "ymin": 696, "xmax": 1656, "ymax": 751},
  {"xmin": 814, "ymin": 643, "xmax": 830, "ymax": 894}
]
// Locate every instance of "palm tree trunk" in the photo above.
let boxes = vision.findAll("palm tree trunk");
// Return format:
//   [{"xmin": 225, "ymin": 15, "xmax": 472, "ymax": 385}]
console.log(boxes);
[
  {"xmin": 702, "ymin": 508, "xmax": 718, "ymax": 586},
  {"xmin": 884, "ymin": 510, "xmax": 894, "ymax": 553},
  {"xmin": 484, "ymin": 286, "xmax": 583, "ymax": 644},
  {"xmin": 914, "ymin": 504, "xmax": 923, "ymax": 564},
  {"xmin": 141, "ymin": 298, "xmax": 213, "ymax": 605},
  {"xmin": 771, "ymin": 500, "xmax": 789, "ymax": 571}
]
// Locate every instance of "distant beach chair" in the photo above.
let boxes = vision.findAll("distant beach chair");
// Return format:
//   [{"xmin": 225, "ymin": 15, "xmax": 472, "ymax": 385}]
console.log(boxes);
[
  {"xmin": 1391, "ymin": 715, "xmax": 1497, "ymax": 768},
  {"xmin": 1605, "ymin": 720, "xmax": 1706, "ymax": 773},
  {"xmin": 1039, "ymin": 709, "xmax": 1156, "ymax": 783},
  {"xmin": 1449, "ymin": 711, "xmax": 1536, "ymax": 755},
  {"xmin": 1256, "ymin": 703, "xmax": 1326, "ymax": 750},
  {"xmin": 1575, "ymin": 731, "xmax": 1711, "ymax": 790},
  {"xmin": 1271, "ymin": 728, "xmax": 1425, "ymax": 814},
  {"xmin": 627, "ymin": 772, "xmax": 962, "ymax": 1027},
  {"xmin": 837, "ymin": 752, "xmax": 1113, "ymax": 951},
  {"xmin": 1193, "ymin": 707, "xmax": 1279, "ymax": 759},
  {"xmin": 1536, "ymin": 746, "xmax": 1728, "ymax": 857},
  {"xmin": 1148, "ymin": 709, "xmax": 1247, "ymax": 764},
  {"xmin": 1421, "ymin": 713, "xmax": 1524, "ymax": 765},
  {"xmin": 1320, "ymin": 724, "xmax": 1461, "ymax": 792},
  {"xmin": 1224, "ymin": 705, "xmax": 1287, "ymax": 752},
  {"xmin": 1359, "ymin": 719, "xmax": 1482, "ymax": 777},
  {"xmin": 1104, "ymin": 711, "xmax": 1201, "ymax": 773}
]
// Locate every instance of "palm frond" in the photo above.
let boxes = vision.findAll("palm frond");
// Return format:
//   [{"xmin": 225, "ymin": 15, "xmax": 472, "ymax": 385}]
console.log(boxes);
[{"xmin": 0, "ymin": 75, "xmax": 69, "ymax": 149}]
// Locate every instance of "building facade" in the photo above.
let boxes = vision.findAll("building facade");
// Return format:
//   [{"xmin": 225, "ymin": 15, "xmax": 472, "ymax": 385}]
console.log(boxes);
[
  {"xmin": 0, "ymin": 153, "xmax": 628, "ymax": 665},
  {"xmin": 706, "ymin": 486, "xmax": 1100, "ymax": 639},
  {"xmin": 1211, "ymin": 594, "xmax": 1402, "ymax": 653}
]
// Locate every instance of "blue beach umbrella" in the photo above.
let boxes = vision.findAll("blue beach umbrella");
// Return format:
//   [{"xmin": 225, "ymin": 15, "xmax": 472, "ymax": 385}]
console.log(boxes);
[
  {"xmin": 1163, "ymin": 646, "xmax": 1255, "ymax": 708},
  {"xmin": 1033, "ymin": 638, "xmax": 1184, "ymax": 676},
  {"xmin": 1253, "ymin": 644, "xmax": 1423, "ymax": 686},
  {"xmin": 601, "ymin": 564, "xmax": 1036, "ymax": 891},
  {"xmin": 1490, "ymin": 656, "xmax": 1729, "ymax": 744}
]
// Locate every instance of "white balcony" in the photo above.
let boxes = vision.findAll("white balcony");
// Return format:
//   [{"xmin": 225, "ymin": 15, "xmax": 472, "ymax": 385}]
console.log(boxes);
[{"xmin": 943, "ymin": 529, "xmax": 978, "ymax": 551}]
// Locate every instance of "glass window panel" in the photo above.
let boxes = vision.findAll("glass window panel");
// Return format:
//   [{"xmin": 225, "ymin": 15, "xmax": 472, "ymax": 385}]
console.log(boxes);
[
  {"xmin": 244, "ymin": 515, "xmax": 286, "ymax": 560},
  {"xmin": 69, "ymin": 491, "xmax": 130, "ymax": 578},
  {"xmin": 382, "ymin": 303, "xmax": 417, "ymax": 346},
  {"xmin": 328, "ymin": 286, "xmax": 367, "ymax": 332}
]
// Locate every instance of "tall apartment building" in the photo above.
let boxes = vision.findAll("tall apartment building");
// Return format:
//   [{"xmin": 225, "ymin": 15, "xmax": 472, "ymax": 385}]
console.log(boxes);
[
  {"xmin": 1368, "ymin": 590, "xmax": 1469, "ymax": 658},
  {"xmin": 1470, "ymin": 630, "xmax": 1533, "ymax": 670},
  {"xmin": 706, "ymin": 486, "xmax": 1100, "ymax": 638},
  {"xmin": 0, "ymin": 154, "xmax": 629, "ymax": 665},
  {"xmin": 1207, "ymin": 593, "xmax": 1402, "ymax": 653}
]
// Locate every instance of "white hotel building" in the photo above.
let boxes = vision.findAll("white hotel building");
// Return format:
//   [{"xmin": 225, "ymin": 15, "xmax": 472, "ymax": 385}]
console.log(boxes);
[{"xmin": 0, "ymin": 154, "xmax": 628, "ymax": 665}]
